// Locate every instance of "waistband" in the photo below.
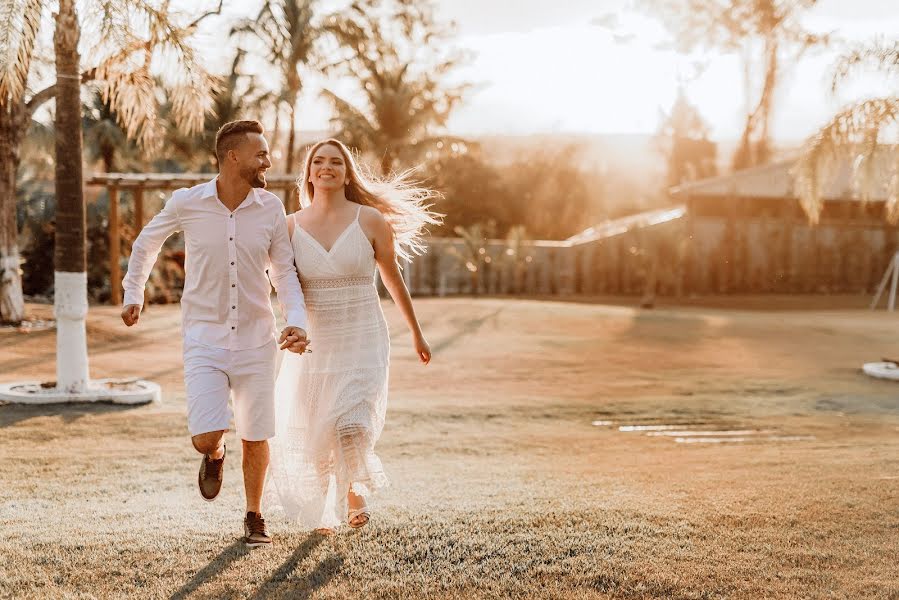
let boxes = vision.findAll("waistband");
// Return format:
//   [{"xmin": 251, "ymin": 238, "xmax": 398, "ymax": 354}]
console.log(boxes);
[{"xmin": 301, "ymin": 276, "xmax": 374, "ymax": 290}]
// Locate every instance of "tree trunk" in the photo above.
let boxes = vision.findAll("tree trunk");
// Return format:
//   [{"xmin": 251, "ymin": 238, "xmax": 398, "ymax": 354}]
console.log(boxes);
[
  {"xmin": 271, "ymin": 102, "xmax": 282, "ymax": 169},
  {"xmin": 285, "ymin": 94, "xmax": 297, "ymax": 171},
  {"xmin": 0, "ymin": 105, "xmax": 25, "ymax": 324},
  {"xmin": 54, "ymin": 0, "xmax": 90, "ymax": 392},
  {"xmin": 380, "ymin": 149, "xmax": 394, "ymax": 177}
]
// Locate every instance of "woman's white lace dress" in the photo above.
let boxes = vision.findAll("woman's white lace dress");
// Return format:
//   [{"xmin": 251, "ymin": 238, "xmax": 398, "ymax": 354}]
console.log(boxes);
[{"xmin": 266, "ymin": 206, "xmax": 390, "ymax": 529}]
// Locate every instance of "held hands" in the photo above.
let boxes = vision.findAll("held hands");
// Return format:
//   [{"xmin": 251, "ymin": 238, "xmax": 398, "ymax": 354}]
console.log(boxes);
[
  {"xmin": 414, "ymin": 333, "xmax": 431, "ymax": 365},
  {"xmin": 279, "ymin": 326, "xmax": 310, "ymax": 354},
  {"xmin": 121, "ymin": 304, "xmax": 141, "ymax": 326}
]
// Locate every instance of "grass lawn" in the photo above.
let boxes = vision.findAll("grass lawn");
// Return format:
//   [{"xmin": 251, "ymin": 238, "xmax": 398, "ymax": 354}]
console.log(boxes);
[{"xmin": 1, "ymin": 297, "xmax": 897, "ymax": 599}]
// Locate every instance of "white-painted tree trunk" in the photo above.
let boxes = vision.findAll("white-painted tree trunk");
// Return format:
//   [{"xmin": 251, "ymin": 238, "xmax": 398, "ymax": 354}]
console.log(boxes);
[
  {"xmin": 54, "ymin": 271, "xmax": 90, "ymax": 393},
  {"xmin": 0, "ymin": 250, "xmax": 25, "ymax": 323}
]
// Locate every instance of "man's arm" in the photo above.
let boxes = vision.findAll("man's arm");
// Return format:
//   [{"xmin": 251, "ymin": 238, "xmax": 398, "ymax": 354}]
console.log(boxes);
[
  {"xmin": 121, "ymin": 195, "xmax": 181, "ymax": 325},
  {"xmin": 269, "ymin": 211, "xmax": 309, "ymax": 348}
]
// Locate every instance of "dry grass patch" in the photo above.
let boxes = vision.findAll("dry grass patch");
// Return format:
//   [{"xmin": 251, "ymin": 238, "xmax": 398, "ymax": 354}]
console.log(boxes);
[{"xmin": 1, "ymin": 298, "xmax": 898, "ymax": 599}]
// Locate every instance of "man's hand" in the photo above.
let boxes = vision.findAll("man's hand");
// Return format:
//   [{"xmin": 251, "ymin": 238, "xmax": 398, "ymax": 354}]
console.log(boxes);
[
  {"xmin": 278, "ymin": 326, "xmax": 310, "ymax": 354},
  {"xmin": 121, "ymin": 304, "xmax": 141, "ymax": 327}
]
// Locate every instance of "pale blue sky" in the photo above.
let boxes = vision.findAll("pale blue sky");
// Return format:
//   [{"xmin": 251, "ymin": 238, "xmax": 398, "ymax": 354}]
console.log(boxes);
[{"xmin": 188, "ymin": 0, "xmax": 899, "ymax": 141}]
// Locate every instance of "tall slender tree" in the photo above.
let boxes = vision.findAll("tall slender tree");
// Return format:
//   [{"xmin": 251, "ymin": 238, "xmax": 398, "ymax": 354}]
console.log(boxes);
[
  {"xmin": 323, "ymin": 0, "xmax": 469, "ymax": 175},
  {"xmin": 0, "ymin": 0, "xmax": 218, "ymax": 394},
  {"xmin": 0, "ymin": 0, "xmax": 41, "ymax": 324},
  {"xmin": 640, "ymin": 0, "xmax": 826, "ymax": 170},
  {"xmin": 655, "ymin": 88, "xmax": 718, "ymax": 188},
  {"xmin": 166, "ymin": 49, "xmax": 270, "ymax": 171},
  {"xmin": 0, "ymin": 0, "xmax": 220, "ymax": 325},
  {"xmin": 233, "ymin": 0, "xmax": 319, "ymax": 174},
  {"xmin": 53, "ymin": 0, "xmax": 89, "ymax": 391}
]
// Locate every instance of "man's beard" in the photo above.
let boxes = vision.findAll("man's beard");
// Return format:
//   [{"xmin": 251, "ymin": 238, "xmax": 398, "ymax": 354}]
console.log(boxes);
[{"xmin": 240, "ymin": 165, "xmax": 266, "ymax": 189}]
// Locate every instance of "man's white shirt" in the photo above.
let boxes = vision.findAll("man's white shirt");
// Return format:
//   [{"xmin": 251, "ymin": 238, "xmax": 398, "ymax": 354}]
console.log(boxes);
[{"xmin": 123, "ymin": 178, "xmax": 307, "ymax": 351}]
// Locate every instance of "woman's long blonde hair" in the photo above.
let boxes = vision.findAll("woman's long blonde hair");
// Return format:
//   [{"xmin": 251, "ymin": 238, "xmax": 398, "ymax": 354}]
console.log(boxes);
[{"xmin": 298, "ymin": 138, "xmax": 442, "ymax": 262}]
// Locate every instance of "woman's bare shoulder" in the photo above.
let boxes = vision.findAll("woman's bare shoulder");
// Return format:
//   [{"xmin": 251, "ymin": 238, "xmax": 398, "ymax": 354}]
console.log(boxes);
[{"xmin": 358, "ymin": 204, "xmax": 387, "ymax": 227}]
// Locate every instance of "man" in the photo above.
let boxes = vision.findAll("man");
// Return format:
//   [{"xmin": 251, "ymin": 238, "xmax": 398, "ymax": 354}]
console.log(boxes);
[{"xmin": 121, "ymin": 120, "xmax": 307, "ymax": 548}]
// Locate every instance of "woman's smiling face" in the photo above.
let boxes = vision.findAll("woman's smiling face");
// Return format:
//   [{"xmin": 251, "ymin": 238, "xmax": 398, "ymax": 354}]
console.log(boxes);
[{"xmin": 309, "ymin": 143, "xmax": 348, "ymax": 191}]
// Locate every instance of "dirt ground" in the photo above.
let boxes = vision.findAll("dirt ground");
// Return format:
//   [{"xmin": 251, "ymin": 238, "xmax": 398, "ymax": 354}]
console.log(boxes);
[{"xmin": 1, "ymin": 296, "xmax": 897, "ymax": 599}]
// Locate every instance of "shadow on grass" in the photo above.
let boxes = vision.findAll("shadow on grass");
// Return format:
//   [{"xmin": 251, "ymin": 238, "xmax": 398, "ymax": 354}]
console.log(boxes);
[
  {"xmin": 169, "ymin": 540, "xmax": 251, "ymax": 600},
  {"xmin": 247, "ymin": 533, "xmax": 343, "ymax": 600},
  {"xmin": 0, "ymin": 401, "xmax": 143, "ymax": 429},
  {"xmin": 429, "ymin": 307, "xmax": 504, "ymax": 354}
]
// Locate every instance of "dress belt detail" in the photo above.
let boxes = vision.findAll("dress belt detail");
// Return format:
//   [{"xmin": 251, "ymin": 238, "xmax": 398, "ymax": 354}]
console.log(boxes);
[{"xmin": 301, "ymin": 276, "xmax": 374, "ymax": 289}]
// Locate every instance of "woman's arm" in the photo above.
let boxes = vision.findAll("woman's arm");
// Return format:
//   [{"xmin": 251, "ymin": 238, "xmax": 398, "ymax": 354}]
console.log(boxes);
[{"xmin": 364, "ymin": 207, "xmax": 431, "ymax": 364}]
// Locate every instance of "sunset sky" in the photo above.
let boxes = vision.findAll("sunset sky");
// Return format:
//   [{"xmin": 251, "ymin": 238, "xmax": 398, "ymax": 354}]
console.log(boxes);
[{"xmin": 195, "ymin": 0, "xmax": 899, "ymax": 143}]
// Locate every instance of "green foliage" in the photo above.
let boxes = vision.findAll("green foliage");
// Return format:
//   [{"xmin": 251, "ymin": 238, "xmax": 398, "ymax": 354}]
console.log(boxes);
[
  {"xmin": 423, "ymin": 144, "xmax": 603, "ymax": 241},
  {"xmin": 322, "ymin": 0, "xmax": 469, "ymax": 174},
  {"xmin": 164, "ymin": 50, "xmax": 270, "ymax": 172},
  {"xmin": 232, "ymin": 0, "xmax": 320, "ymax": 169}
]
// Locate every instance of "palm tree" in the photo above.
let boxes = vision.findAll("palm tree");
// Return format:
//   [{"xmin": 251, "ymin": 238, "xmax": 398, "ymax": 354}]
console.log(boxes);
[
  {"xmin": 165, "ymin": 49, "xmax": 270, "ymax": 171},
  {"xmin": 0, "ymin": 0, "xmax": 219, "ymax": 392},
  {"xmin": 655, "ymin": 88, "xmax": 717, "ymax": 188},
  {"xmin": 0, "ymin": 0, "xmax": 41, "ymax": 324},
  {"xmin": 0, "ymin": 0, "xmax": 221, "ymax": 326},
  {"xmin": 83, "ymin": 90, "xmax": 135, "ymax": 173},
  {"xmin": 793, "ymin": 39, "xmax": 899, "ymax": 223},
  {"xmin": 53, "ymin": 0, "xmax": 89, "ymax": 391},
  {"xmin": 233, "ymin": 0, "xmax": 319, "ymax": 175},
  {"xmin": 640, "ymin": 0, "xmax": 826, "ymax": 170},
  {"xmin": 323, "ymin": 0, "xmax": 468, "ymax": 175}
]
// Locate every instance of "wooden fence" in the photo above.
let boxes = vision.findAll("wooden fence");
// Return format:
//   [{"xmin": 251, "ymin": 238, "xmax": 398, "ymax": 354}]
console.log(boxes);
[
  {"xmin": 395, "ymin": 212, "xmax": 898, "ymax": 298},
  {"xmin": 85, "ymin": 174, "xmax": 896, "ymax": 301}
]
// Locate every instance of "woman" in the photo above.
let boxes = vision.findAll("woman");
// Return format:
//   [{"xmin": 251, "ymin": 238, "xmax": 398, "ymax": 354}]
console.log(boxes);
[{"xmin": 266, "ymin": 139, "xmax": 439, "ymax": 533}]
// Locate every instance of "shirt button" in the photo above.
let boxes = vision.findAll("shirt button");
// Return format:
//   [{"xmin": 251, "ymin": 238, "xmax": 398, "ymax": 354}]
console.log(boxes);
[
  {"xmin": 231, "ymin": 326, "xmax": 235, "ymax": 330},
  {"xmin": 229, "ymin": 214, "xmax": 233, "ymax": 219},
  {"xmin": 229, "ymin": 237, "xmax": 233, "ymax": 241},
  {"xmin": 231, "ymin": 284, "xmax": 235, "ymax": 288},
  {"xmin": 231, "ymin": 306, "xmax": 236, "ymax": 309},
  {"xmin": 230, "ymin": 261, "xmax": 235, "ymax": 265}
]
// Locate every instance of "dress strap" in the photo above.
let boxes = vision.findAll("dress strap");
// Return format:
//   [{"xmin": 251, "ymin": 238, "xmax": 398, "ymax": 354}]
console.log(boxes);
[
  {"xmin": 355, "ymin": 204, "xmax": 362, "ymax": 221},
  {"xmin": 288, "ymin": 210, "xmax": 299, "ymax": 238}
]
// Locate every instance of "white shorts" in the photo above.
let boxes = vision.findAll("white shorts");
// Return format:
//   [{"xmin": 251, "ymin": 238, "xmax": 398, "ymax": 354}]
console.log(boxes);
[{"xmin": 183, "ymin": 338, "xmax": 278, "ymax": 441}]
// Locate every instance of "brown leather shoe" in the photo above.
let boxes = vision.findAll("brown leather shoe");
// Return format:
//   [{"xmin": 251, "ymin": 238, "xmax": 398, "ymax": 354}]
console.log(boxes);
[
  {"xmin": 198, "ymin": 444, "xmax": 225, "ymax": 502},
  {"xmin": 244, "ymin": 512, "xmax": 272, "ymax": 548}
]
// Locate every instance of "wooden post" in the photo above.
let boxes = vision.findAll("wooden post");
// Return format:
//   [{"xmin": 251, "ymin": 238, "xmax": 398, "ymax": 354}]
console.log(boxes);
[
  {"xmin": 108, "ymin": 185, "xmax": 121, "ymax": 304},
  {"xmin": 133, "ymin": 186, "xmax": 144, "ymax": 229}
]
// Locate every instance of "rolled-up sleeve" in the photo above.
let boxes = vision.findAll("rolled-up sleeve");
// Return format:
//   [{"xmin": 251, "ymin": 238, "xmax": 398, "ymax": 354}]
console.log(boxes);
[
  {"xmin": 122, "ymin": 195, "xmax": 181, "ymax": 307},
  {"xmin": 268, "ymin": 210, "xmax": 307, "ymax": 331}
]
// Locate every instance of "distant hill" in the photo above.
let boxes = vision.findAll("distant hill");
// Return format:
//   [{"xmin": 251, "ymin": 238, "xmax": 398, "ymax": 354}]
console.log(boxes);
[{"xmin": 472, "ymin": 132, "xmax": 665, "ymax": 180}]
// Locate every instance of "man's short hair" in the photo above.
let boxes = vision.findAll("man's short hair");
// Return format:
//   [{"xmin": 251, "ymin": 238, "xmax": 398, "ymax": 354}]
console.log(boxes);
[{"xmin": 215, "ymin": 120, "xmax": 264, "ymax": 164}]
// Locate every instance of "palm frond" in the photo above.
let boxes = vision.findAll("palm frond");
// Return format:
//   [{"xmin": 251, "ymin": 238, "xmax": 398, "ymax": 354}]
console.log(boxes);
[
  {"xmin": 322, "ymin": 87, "xmax": 378, "ymax": 146},
  {"xmin": 793, "ymin": 96, "xmax": 899, "ymax": 224},
  {"xmin": 94, "ymin": 60, "xmax": 163, "ymax": 153},
  {"xmin": 830, "ymin": 38, "xmax": 899, "ymax": 93},
  {"xmin": 167, "ymin": 72, "xmax": 219, "ymax": 135},
  {"xmin": 0, "ymin": 0, "xmax": 43, "ymax": 105},
  {"xmin": 888, "ymin": 156, "xmax": 899, "ymax": 223},
  {"xmin": 83, "ymin": 0, "xmax": 219, "ymax": 152}
]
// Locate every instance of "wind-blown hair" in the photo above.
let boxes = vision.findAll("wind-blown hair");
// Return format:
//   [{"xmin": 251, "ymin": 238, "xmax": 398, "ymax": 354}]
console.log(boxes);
[{"xmin": 299, "ymin": 139, "xmax": 443, "ymax": 262}]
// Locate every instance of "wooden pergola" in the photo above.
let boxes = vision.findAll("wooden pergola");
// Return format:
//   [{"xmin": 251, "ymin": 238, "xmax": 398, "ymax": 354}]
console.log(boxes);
[{"xmin": 86, "ymin": 172, "xmax": 301, "ymax": 304}]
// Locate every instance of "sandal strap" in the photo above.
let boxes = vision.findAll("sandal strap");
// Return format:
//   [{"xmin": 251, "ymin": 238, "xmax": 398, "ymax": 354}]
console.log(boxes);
[{"xmin": 348, "ymin": 507, "xmax": 370, "ymax": 520}]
